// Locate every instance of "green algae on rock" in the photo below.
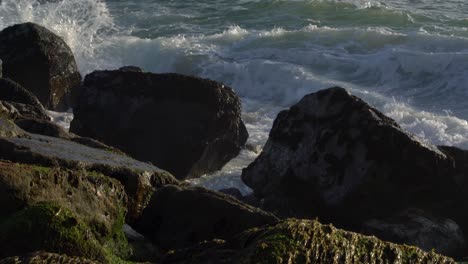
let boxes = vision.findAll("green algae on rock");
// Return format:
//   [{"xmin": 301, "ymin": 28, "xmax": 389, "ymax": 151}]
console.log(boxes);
[
  {"xmin": 0, "ymin": 116, "xmax": 180, "ymax": 223},
  {"xmin": 163, "ymin": 219, "xmax": 455, "ymax": 264},
  {"xmin": 236, "ymin": 219, "xmax": 455, "ymax": 264},
  {"xmin": 0, "ymin": 251, "xmax": 100, "ymax": 264},
  {"xmin": 0, "ymin": 203, "xmax": 113, "ymax": 263}
]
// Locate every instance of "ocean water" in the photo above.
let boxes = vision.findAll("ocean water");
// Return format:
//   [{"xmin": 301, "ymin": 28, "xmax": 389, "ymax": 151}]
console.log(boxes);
[{"xmin": 1, "ymin": 0, "xmax": 468, "ymax": 193}]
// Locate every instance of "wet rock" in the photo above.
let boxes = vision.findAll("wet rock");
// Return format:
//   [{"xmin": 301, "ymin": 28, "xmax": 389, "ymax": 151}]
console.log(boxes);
[
  {"xmin": 0, "ymin": 116, "xmax": 179, "ymax": 224},
  {"xmin": 0, "ymin": 23, "xmax": 81, "ymax": 110},
  {"xmin": 71, "ymin": 70, "xmax": 248, "ymax": 180},
  {"xmin": 0, "ymin": 252, "xmax": 99, "ymax": 264},
  {"xmin": 242, "ymin": 87, "xmax": 459, "ymax": 228},
  {"xmin": 163, "ymin": 219, "xmax": 455, "ymax": 264},
  {"xmin": 0, "ymin": 203, "xmax": 115, "ymax": 263},
  {"xmin": 135, "ymin": 185, "xmax": 278, "ymax": 250},
  {"xmin": 362, "ymin": 209, "xmax": 467, "ymax": 258},
  {"xmin": 0, "ymin": 160, "xmax": 128, "ymax": 247}
]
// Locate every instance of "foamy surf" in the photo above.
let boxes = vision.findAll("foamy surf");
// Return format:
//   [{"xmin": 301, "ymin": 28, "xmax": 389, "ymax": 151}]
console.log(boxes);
[{"xmin": 2, "ymin": 0, "xmax": 468, "ymax": 193}]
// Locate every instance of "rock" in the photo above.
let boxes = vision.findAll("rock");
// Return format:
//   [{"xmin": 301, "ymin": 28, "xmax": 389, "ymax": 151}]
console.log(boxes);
[
  {"xmin": 0, "ymin": 252, "xmax": 99, "ymax": 264},
  {"xmin": 0, "ymin": 203, "xmax": 114, "ymax": 263},
  {"xmin": 163, "ymin": 219, "xmax": 456, "ymax": 264},
  {"xmin": 0, "ymin": 78, "xmax": 50, "ymax": 121},
  {"xmin": 0, "ymin": 116, "xmax": 179, "ymax": 224},
  {"xmin": 242, "ymin": 87, "xmax": 458, "ymax": 228},
  {"xmin": 0, "ymin": 160, "xmax": 128, "ymax": 250},
  {"xmin": 119, "ymin": 66, "xmax": 143, "ymax": 72},
  {"xmin": 361, "ymin": 209, "xmax": 467, "ymax": 258},
  {"xmin": 0, "ymin": 23, "xmax": 81, "ymax": 110},
  {"xmin": 0, "ymin": 101, "xmax": 49, "ymax": 121},
  {"xmin": 70, "ymin": 70, "xmax": 248, "ymax": 180},
  {"xmin": 135, "ymin": 185, "xmax": 278, "ymax": 250},
  {"xmin": 0, "ymin": 78, "xmax": 45, "ymax": 111},
  {"xmin": 218, "ymin": 187, "xmax": 243, "ymax": 200}
]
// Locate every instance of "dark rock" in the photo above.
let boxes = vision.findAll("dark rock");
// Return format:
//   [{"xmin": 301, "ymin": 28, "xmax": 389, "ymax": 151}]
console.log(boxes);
[
  {"xmin": 242, "ymin": 87, "xmax": 458, "ymax": 228},
  {"xmin": 219, "ymin": 187, "xmax": 243, "ymax": 200},
  {"xmin": 0, "ymin": 252, "xmax": 99, "ymax": 264},
  {"xmin": 135, "ymin": 185, "xmax": 278, "ymax": 250},
  {"xmin": 0, "ymin": 78, "xmax": 50, "ymax": 121},
  {"xmin": 0, "ymin": 101, "xmax": 49, "ymax": 121},
  {"xmin": 0, "ymin": 203, "xmax": 115, "ymax": 263},
  {"xmin": 0, "ymin": 160, "xmax": 128, "ymax": 246},
  {"xmin": 14, "ymin": 118, "xmax": 70, "ymax": 139},
  {"xmin": 70, "ymin": 70, "xmax": 248, "ymax": 180},
  {"xmin": 119, "ymin": 66, "xmax": 143, "ymax": 72},
  {"xmin": 361, "ymin": 208, "xmax": 466, "ymax": 258},
  {"xmin": 0, "ymin": 116, "xmax": 179, "ymax": 224},
  {"xmin": 0, "ymin": 78, "xmax": 45, "ymax": 110},
  {"xmin": 163, "ymin": 219, "xmax": 456, "ymax": 264},
  {"xmin": 0, "ymin": 22, "xmax": 81, "ymax": 110}
]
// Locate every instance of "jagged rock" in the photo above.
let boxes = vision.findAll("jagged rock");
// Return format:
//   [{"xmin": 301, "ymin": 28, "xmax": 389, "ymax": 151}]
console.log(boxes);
[
  {"xmin": 242, "ymin": 87, "xmax": 459, "ymax": 228},
  {"xmin": 0, "ymin": 23, "xmax": 81, "ymax": 110},
  {"xmin": 0, "ymin": 252, "xmax": 99, "ymax": 264},
  {"xmin": 0, "ymin": 116, "xmax": 179, "ymax": 224},
  {"xmin": 70, "ymin": 70, "xmax": 248, "ymax": 180},
  {"xmin": 135, "ymin": 185, "xmax": 278, "ymax": 250},
  {"xmin": 219, "ymin": 188, "xmax": 243, "ymax": 200},
  {"xmin": 163, "ymin": 219, "xmax": 455, "ymax": 264},
  {"xmin": 0, "ymin": 203, "xmax": 119, "ymax": 263},
  {"xmin": 361, "ymin": 209, "xmax": 467, "ymax": 258},
  {"xmin": 0, "ymin": 78, "xmax": 50, "ymax": 121},
  {"xmin": 0, "ymin": 160, "xmax": 127, "ymax": 247}
]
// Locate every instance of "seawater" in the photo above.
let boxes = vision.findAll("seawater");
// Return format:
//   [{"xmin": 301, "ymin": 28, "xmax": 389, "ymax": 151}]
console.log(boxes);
[{"xmin": 2, "ymin": 0, "xmax": 468, "ymax": 193}]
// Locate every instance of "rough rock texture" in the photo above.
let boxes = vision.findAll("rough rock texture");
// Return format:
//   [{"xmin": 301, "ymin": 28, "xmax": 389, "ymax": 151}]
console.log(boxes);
[
  {"xmin": 0, "ymin": 252, "xmax": 99, "ymax": 264},
  {"xmin": 163, "ymin": 219, "xmax": 455, "ymax": 264},
  {"xmin": 135, "ymin": 185, "xmax": 278, "ymax": 250},
  {"xmin": 0, "ymin": 23, "xmax": 81, "ymax": 110},
  {"xmin": 0, "ymin": 160, "xmax": 127, "ymax": 246},
  {"xmin": 70, "ymin": 70, "xmax": 248, "ymax": 180},
  {"xmin": 361, "ymin": 209, "xmax": 466, "ymax": 258},
  {"xmin": 242, "ymin": 87, "xmax": 459, "ymax": 228},
  {"xmin": 0, "ymin": 78, "xmax": 50, "ymax": 121},
  {"xmin": 0, "ymin": 116, "xmax": 179, "ymax": 223},
  {"xmin": 0, "ymin": 203, "xmax": 118, "ymax": 263}
]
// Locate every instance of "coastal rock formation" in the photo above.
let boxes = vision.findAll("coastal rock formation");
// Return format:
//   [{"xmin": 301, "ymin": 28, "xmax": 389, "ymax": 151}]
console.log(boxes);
[
  {"xmin": 361, "ymin": 209, "xmax": 467, "ymax": 258},
  {"xmin": 0, "ymin": 161, "xmax": 128, "ymax": 244},
  {"xmin": 0, "ymin": 78, "xmax": 49, "ymax": 121},
  {"xmin": 242, "ymin": 87, "xmax": 459, "ymax": 227},
  {"xmin": 0, "ymin": 115, "xmax": 179, "ymax": 223},
  {"xmin": 135, "ymin": 185, "xmax": 278, "ymax": 250},
  {"xmin": 0, "ymin": 252, "xmax": 99, "ymax": 264},
  {"xmin": 70, "ymin": 70, "xmax": 248, "ymax": 180},
  {"xmin": 163, "ymin": 219, "xmax": 456, "ymax": 264},
  {"xmin": 0, "ymin": 22, "xmax": 81, "ymax": 110},
  {"xmin": 0, "ymin": 203, "xmax": 127, "ymax": 263}
]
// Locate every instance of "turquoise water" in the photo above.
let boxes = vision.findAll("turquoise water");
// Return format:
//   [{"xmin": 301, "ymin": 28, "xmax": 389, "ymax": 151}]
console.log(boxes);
[{"xmin": 1, "ymin": 0, "xmax": 468, "ymax": 191}]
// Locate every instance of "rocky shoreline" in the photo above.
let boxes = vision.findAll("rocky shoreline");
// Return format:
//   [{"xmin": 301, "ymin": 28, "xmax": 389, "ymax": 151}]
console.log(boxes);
[{"xmin": 0, "ymin": 22, "xmax": 464, "ymax": 263}]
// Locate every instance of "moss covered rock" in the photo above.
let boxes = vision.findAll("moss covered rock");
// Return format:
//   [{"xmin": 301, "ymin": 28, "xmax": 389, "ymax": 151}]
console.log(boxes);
[
  {"xmin": 0, "ymin": 116, "xmax": 180, "ymax": 223},
  {"xmin": 0, "ymin": 251, "xmax": 100, "ymax": 264},
  {"xmin": 0, "ymin": 203, "xmax": 116, "ymax": 262},
  {"xmin": 163, "ymin": 219, "xmax": 455, "ymax": 264}
]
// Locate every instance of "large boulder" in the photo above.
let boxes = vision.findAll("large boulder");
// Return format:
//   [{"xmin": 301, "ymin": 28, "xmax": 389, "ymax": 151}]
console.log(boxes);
[
  {"xmin": 361, "ymin": 209, "xmax": 466, "ymax": 258},
  {"xmin": 0, "ymin": 252, "xmax": 99, "ymax": 264},
  {"xmin": 0, "ymin": 203, "xmax": 125, "ymax": 263},
  {"xmin": 0, "ymin": 23, "xmax": 81, "ymax": 110},
  {"xmin": 242, "ymin": 87, "xmax": 460, "ymax": 228},
  {"xmin": 0, "ymin": 160, "xmax": 128, "ymax": 247},
  {"xmin": 70, "ymin": 70, "xmax": 248, "ymax": 180},
  {"xmin": 162, "ymin": 219, "xmax": 456, "ymax": 264},
  {"xmin": 135, "ymin": 185, "xmax": 278, "ymax": 250},
  {"xmin": 0, "ymin": 116, "xmax": 179, "ymax": 224}
]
